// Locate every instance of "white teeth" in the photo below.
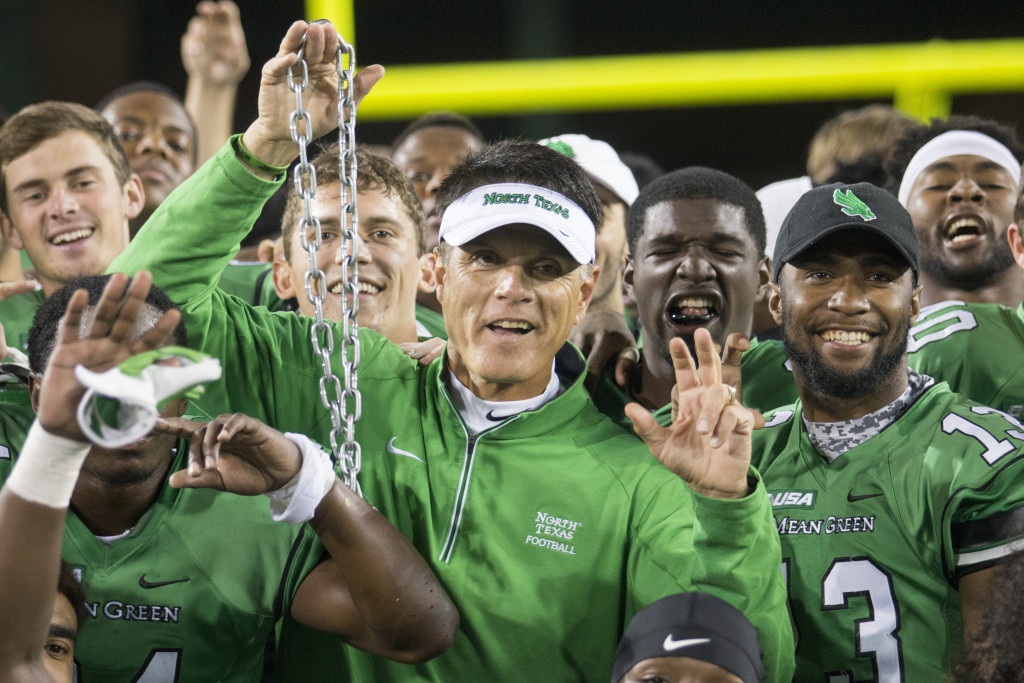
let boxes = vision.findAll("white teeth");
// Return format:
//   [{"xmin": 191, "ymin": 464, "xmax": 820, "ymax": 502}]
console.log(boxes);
[
  {"xmin": 946, "ymin": 217, "xmax": 981, "ymax": 239},
  {"xmin": 951, "ymin": 234, "xmax": 976, "ymax": 243},
  {"xmin": 50, "ymin": 228, "xmax": 93, "ymax": 245},
  {"xmin": 329, "ymin": 282, "xmax": 380, "ymax": 295},
  {"xmin": 677, "ymin": 297, "xmax": 713, "ymax": 308},
  {"xmin": 493, "ymin": 320, "xmax": 533, "ymax": 331},
  {"xmin": 821, "ymin": 330, "xmax": 871, "ymax": 345}
]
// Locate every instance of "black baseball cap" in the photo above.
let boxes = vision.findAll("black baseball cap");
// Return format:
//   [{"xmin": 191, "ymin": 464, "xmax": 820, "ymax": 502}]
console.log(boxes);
[
  {"xmin": 611, "ymin": 592, "xmax": 765, "ymax": 683},
  {"xmin": 772, "ymin": 182, "xmax": 919, "ymax": 282}
]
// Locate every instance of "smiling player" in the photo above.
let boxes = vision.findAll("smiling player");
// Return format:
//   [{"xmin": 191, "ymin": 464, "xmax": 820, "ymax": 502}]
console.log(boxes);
[
  {"xmin": 0, "ymin": 102, "xmax": 143, "ymax": 354},
  {"xmin": 752, "ymin": 182, "xmax": 1024, "ymax": 679},
  {"xmin": 271, "ymin": 144, "xmax": 428, "ymax": 344}
]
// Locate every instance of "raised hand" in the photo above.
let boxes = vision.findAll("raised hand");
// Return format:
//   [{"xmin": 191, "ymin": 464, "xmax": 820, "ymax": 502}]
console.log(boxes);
[
  {"xmin": 241, "ymin": 20, "xmax": 384, "ymax": 167},
  {"xmin": 159, "ymin": 413, "xmax": 304, "ymax": 495},
  {"xmin": 627, "ymin": 328, "xmax": 755, "ymax": 499},
  {"xmin": 35, "ymin": 272, "xmax": 180, "ymax": 441},
  {"xmin": 181, "ymin": 1, "xmax": 250, "ymax": 87}
]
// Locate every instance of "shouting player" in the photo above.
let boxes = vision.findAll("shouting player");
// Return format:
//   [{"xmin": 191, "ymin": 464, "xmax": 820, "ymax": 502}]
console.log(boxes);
[
  {"xmin": 890, "ymin": 115, "xmax": 1024, "ymax": 308},
  {"xmin": 906, "ymin": 181, "xmax": 1024, "ymax": 418}
]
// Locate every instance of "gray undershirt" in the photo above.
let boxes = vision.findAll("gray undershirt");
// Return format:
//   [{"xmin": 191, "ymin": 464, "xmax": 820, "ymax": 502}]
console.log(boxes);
[{"xmin": 803, "ymin": 369, "xmax": 934, "ymax": 462}]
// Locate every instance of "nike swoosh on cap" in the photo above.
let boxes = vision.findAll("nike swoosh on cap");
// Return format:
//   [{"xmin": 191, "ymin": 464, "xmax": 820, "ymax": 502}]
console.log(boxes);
[
  {"xmin": 663, "ymin": 635, "xmax": 711, "ymax": 652},
  {"xmin": 387, "ymin": 437, "xmax": 425, "ymax": 463}
]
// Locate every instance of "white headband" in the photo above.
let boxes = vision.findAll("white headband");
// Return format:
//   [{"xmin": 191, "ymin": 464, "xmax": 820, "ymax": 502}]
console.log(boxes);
[
  {"xmin": 898, "ymin": 130, "xmax": 1021, "ymax": 206},
  {"xmin": 439, "ymin": 183, "xmax": 596, "ymax": 264}
]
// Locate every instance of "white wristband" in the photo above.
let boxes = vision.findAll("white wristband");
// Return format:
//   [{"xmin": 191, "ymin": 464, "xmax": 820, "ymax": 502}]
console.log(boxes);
[
  {"xmin": 264, "ymin": 433, "xmax": 336, "ymax": 525},
  {"xmin": 5, "ymin": 421, "xmax": 90, "ymax": 508}
]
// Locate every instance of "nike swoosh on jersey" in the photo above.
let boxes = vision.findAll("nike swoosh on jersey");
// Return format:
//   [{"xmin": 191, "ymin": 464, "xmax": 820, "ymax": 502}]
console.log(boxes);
[
  {"xmin": 139, "ymin": 575, "xmax": 191, "ymax": 589},
  {"xmin": 662, "ymin": 635, "xmax": 710, "ymax": 651},
  {"xmin": 387, "ymin": 437, "xmax": 425, "ymax": 463},
  {"xmin": 485, "ymin": 409, "xmax": 516, "ymax": 421},
  {"xmin": 847, "ymin": 491, "xmax": 884, "ymax": 502}
]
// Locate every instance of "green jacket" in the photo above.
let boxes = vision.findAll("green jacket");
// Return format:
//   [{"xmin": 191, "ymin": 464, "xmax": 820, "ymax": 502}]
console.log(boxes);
[{"xmin": 110, "ymin": 140, "xmax": 795, "ymax": 682}]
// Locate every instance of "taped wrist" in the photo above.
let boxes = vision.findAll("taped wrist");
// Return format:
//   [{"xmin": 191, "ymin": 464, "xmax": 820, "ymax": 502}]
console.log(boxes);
[
  {"xmin": 5, "ymin": 421, "xmax": 89, "ymax": 508},
  {"xmin": 265, "ymin": 433, "xmax": 336, "ymax": 524}
]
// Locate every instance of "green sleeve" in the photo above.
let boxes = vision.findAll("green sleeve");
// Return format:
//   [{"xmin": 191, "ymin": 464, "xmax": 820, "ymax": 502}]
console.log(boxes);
[
  {"xmin": 629, "ymin": 469, "xmax": 795, "ymax": 682},
  {"xmin": 108, "ymin": 138, "xmax": 283, "ymax": 304}
]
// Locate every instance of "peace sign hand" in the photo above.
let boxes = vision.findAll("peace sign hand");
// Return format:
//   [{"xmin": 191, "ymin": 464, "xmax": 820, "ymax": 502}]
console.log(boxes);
[{"xmin": 626, "ymin": 328, "xmax": 759, "ymax": 500}]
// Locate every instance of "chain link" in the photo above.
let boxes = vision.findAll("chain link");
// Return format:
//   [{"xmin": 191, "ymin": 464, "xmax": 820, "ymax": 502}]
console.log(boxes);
[{"xmin": 287, "ymin": 25, "xmax": 362, "ymax": 496}]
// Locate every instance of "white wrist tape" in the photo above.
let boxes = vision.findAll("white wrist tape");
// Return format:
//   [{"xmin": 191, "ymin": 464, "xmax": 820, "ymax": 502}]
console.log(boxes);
[
  {"xmin": 5, "ymin": 421, "xmax": 89, "ymax": 508},
  {"xmin": 265, "ymin": 433, "xmax": 336, "ymax": 525}
]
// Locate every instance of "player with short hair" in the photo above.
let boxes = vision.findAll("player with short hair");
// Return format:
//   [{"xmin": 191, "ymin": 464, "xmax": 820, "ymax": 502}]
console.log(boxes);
[
  {"xmin": 111, "ymin": 21, "xmax": 794, "ymax": 681},
  {"xmin": 750, "ymin": 181, "xmax": 1024, "ymax": 679},
  {"xmin": 593, "ymin": 166, "xmax": 797, "ymax": 430},
  {"xmin": 97, "ymin": 81, "xmax": 199, "ymax": 238},
  {"xmin": 0, "ymin": 101, "xmax": 144, "ymax": 355},
  {"xmin": 271, "ymin": 144, "xmax": 429, "ymax": 343},
  {"xmin": 0, "ymin": 271, "xmax": 456, "ymax": 680},
  {"xmin": 889, "ymin": 114, "xmax": 1024, "ymax": 308},
  {"xmin": 392, "ymin": 111, "xmax": 486, "ymax": 338}
]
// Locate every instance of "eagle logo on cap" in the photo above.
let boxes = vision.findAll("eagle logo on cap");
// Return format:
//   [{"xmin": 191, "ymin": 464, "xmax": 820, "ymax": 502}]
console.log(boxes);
[
  {"xmin": 833, "ymin": 189, "xmax": 876, "ymax": 221},
  {"xmin": 545, "ymin": 140, "xmax": 577, "ymax": 158}
]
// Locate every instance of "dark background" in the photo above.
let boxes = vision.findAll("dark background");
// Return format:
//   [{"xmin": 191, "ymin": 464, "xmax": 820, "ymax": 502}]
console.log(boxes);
[{"xmin": 3, "ymin": 0, "xmax": 1024, "ymax": 190}]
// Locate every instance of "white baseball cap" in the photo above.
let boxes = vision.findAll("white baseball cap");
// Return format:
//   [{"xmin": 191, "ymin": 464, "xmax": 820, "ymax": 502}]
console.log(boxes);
[{"xmin": 540, "ymin": 133, "xmax": 640, "ymax": 206}]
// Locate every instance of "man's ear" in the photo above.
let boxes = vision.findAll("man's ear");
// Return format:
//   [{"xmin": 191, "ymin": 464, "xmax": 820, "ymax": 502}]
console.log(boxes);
[
  {"xmin": 768, "ymin": 282, "xmax": 783, "ymax": 326},
  {"xmin": 622, "ymin": 254, "xmax": 635, "ymax": 288},
  {"xmin": 0, "ymin": 212, "xmax": 25, "ymax": 250},
  {"xmin": 271, "ymin": 258, "xmax": 298, "ymax": 300},
  {"xmin": 757, "ymin": 256, "xmax": 772, "ymax": 301},
  {"xmin": 123, "ymin": 173, "xmax": 145, "ymax": 220},
  {"xmin": 432, "ymin": 248, "xmax": 447, "ymax": 304},
  {"xmin": 28, "ymin": 371, "xmax": 41, "ymax": 413},
  {"xmin": 910, "ymin": 284, "xmax": 923, "ymax": 325},
  {"xmin": 418, "ymin": 252, "xmax": 437, "ymax": 294},
  {"xmin": 574, "ymin": 264, "xmax": 600, "ymax": 325},
  {"xmin": 1009, "ymin": 223, "xmax": 1024, "ymax": 269}
]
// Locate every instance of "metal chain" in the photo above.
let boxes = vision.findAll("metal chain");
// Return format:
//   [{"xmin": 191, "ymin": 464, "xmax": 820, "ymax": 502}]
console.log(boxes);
[{"xmin": 287, "ymin": 24, "xmax": 362, "ymax": 496}]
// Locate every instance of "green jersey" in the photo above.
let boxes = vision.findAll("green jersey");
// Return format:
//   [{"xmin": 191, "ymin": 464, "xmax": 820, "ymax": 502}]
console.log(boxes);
[
  {"xmin": 111, "ymin": 139, "xmax": 796, "ymax": 682},
  {"xmin": 753, "ymin": 385, "xmax": 1024, "ymax": 680},
  {"xmin": 0, "ymin": 410, "xmax": 321, "ymax": 682},
  {"xmin": 415, "ymin": 301, "xmax": 448, "ymax": 340},
  {"xmin": 0, "ymin": 288, "xmax": 44, "ymax": 355},
  {"xmin": 217, "ymin": 260, "xmax": 285, "ymax": 310},
  {"xmin": 593, "ymin": 337, "xmax": 799, "ymax": 432},
  {"xmin": 741, "ymin": 337, "xmax": 799, "ymax": 416},
  {"xmin": 908, "ymin": 300, "xmax": 1024, "ymax": 419}
]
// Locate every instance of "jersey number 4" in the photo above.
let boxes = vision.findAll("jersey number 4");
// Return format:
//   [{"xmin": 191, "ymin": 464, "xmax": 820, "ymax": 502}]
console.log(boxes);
[{"xmin": 784, "ymin": 557, "xmax": 906, "ymax": 683}]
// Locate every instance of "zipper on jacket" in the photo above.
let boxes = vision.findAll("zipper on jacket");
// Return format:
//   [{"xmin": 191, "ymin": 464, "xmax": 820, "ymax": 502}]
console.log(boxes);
[{"xmin": 437, "ymin": 393, "xmax": 515, "ymax": 563}]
